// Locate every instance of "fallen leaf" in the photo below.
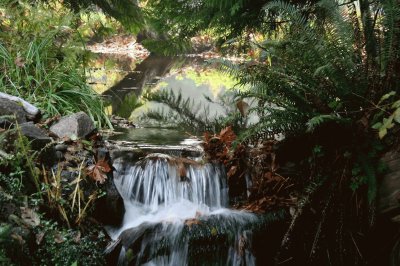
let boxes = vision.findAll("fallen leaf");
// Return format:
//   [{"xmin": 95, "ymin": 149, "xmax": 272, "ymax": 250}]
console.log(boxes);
[
  {"xmin": 227, "ymin": 166, "xmax": 238, "ymax": 178},
  {"xmin": 54, "ymin": 232, "xmax": 64, "ymax": 243},
  {"xmin": 236, "ymin": 100, "xmax": 249, "ymax": 117},
  {"xmin": 73, "ymin": 231, "xmax": 81, "ymax": 243},
  {"xmin": 87, "ymin": 158, "xmax": 111, "ymax": 184},
  {"xmin": 14, "ymin": 57, "xmax": 25, "ymax": 67},
  {"xmin": 36, "ymin": 232, "xmax": 45, "ymax": 245},
  {"xmin": 185, "ymin": 219, "xmax": 201, "ymax": 227},
  {"xmin": 20, "ymin": 207, "xmax": 40, "ymax": 228}
]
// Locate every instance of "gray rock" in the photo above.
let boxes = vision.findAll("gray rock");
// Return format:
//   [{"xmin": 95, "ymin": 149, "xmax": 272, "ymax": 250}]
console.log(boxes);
[
  {"xmin": 50, "ymin": 112, "xmax": 95, "ymax": 139},
  {"xmin": 19, "ymin": 122, "xmax": 52, "ymax": 151},
  {"xmin": 0, "ymin": 92, "xmax": 40, "ymax": 117},
  {"xmin": 55, "ymin": 151, "xmax": 64, "ymax": 160},
  {"xmin": 55, "ymin": 144, "xmax": 68, "ymax": 152},
  {"xmin": 0, "ymin": 98, "xmax": 28, "ymax": 125}
]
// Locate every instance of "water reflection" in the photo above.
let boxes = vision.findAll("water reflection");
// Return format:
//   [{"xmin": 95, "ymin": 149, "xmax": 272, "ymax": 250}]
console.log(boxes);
[
  {"xmin": 109, "ymin": 127, "xmax": 189, "ymax": 145},
  {"xmin": 102, "ymin": 56, "xmax": 185, "ymax": 118},
  {"xmin": 87, "ymin": 53, "xmax": 236, "ymax": 122},
  {"xmin": 86, "ymin": 53, "xmax": 137, "ymax": 94}
]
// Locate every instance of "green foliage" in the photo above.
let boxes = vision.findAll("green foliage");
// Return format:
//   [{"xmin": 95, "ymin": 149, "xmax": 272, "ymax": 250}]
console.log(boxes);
[
  {"xmin": 143, "ymin": 90, "xmax": 211, "ymax": 131},
  {"xmin": 118, "ymin": 93, "xmax": 143, "ymax": 118},
  {"xmin": 35, "ymin": 221, "xmax": 107, "ymax": 266},
  {"xmin": 0, "ymin": 123, "xmax": 38, "ymax": 195},
  {"xmin": 142, "ymin": 89, "xmax": 243, "ymax": 133},
  {"xmin": 371, "ymin": 91, "xmax": 400, "ymax": 139},
  {"xmin": 0, "ymin": 1, "xmax": 111, "ymax": 128},
  {"xmin": 0, "ymin": 224, "xmax": 12, "ymax": 264},
  {"xmin": 61, "ymin": 0, "xmax": 144, "ymax": 33},
  {"xmin": 141, "ymin": 0, "xmax": 324, "ymax": 54},
  {"xmin": 146, "ymin": 0, "xmax": 399, "ymax": 264}
]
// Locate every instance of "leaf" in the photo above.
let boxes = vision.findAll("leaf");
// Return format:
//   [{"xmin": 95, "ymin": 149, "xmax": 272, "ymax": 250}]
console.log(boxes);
[
  {"xmin": 393, "ymin": 109, "xmax": 400, "ymax": 123},
  {"xmin": 185, "ymin": 219, "xmax": 201, "ymax": 227},
  {"xmin": 383, "ymin": 116, "xmax": 395, "ymax": 129},
  {"xmin": 378, "ymin": 91, "xmax": 396, "ymax": 104},
  {"xmin": 371, "ymin": 122, "xmax": 382, "ymax": 129},
  {"xmin": 54, "ymin": 232, "xmax": 65, "ymax": 243},
  {"xmin": 87, "ymin": 158, "xmax": 111, "ymax": 184},
  {"xmin": 36, "ymin": 232, "xmax": 45, "ymax": 245},
  {"xmin": 219, "ymin": 126, "xmax": 236, "ymax": 146},
  {"xmin": 20, "ymin": 207, "xmax": 40, "ymax": 228},
  {"xmin": 236, "ymin": 100, "xmax": 249, "ymax": 117},
  {"xmin": 379, "ymin": 127, "xmax": 387, "ymax": 139},
  {"xmin": 227, "ymin": 165, "xmax": 238, "ymax": 178},
  {"xmin": 73, "ymin": 231, "xmax": 81, "ymax": 243},
  {"xmin": 14, "ymin": 57, "xmax": 25, "ymax": 67},
  {"xmin": 392, "ymin": 100, "xmax": 400, "ymax": 109}
]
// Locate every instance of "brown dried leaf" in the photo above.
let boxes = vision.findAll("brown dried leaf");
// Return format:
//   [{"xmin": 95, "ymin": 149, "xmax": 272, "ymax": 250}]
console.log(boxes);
[
  {"xmin": 54, "ymin": 232, "xmax": 65, "ymax": 243},
  {"xmin": 185, "ymin": 219, "xmax": 201, "ymax": 227},
  {"xmin": 96, "ymin": 158, "xmax": 112, "ymax": 173},
  {"xmin": 87, "ymin": 158, "xmax": 112, "ymax": 184},
  {"xmin": 236, "ymin": 100, "xmax": 249, "ymax": 117},
  {"xmin": 20, "ymin": 207, "xmax": 40, "ymax": 228},
  {"xmin": 14, "ymin": 57, "xmax": 25, "ymax": 67},
  {"xmin": 73, "ymin": 231, "xmax": 81, "ymax": 243},
  {"xmin": 36, "ymin": 232, "xmax": 45, "ymax": 245},
  {"xmin": 227, "ymin": 166, "xmax": 237, "ymax": 178}
]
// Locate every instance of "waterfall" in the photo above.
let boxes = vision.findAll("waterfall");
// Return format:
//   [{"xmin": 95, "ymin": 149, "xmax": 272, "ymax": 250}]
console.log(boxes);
[{"xmin": 110, "ymin": 153, "xmax": 258, "ymax": 266}]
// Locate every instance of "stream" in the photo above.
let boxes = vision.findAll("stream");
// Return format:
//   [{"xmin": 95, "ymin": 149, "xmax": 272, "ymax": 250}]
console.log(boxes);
[{"xmin": 87, "ymin": 52, "xmax": 280, "ymax": 265}]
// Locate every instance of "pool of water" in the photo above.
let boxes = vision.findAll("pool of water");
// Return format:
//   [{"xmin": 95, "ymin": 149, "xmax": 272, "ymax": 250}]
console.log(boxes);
[
  {"xmin": 108, "ymin": 127, "xmax": 199, "ymax": 145},
  {"xmin": 86, "ymin": 53, "xmax": 236, "ymax": 124}
]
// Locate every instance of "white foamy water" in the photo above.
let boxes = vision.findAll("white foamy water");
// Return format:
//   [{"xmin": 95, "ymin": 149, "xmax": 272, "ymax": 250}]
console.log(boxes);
[{"xmin": 110, "ymin": 153, "xmax": 257, "ymax": 265}]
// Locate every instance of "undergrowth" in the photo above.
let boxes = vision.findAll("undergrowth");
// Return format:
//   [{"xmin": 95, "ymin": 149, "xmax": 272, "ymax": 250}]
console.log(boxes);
[{"xmin": 0, "ymin": 1, "xmax": 111, "ymax": 128}]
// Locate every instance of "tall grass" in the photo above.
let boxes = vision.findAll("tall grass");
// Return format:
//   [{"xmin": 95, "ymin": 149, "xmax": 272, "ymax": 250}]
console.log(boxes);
[{"xmin": 0, "ymin": 1, "xmax": 112, "ymax": 128}]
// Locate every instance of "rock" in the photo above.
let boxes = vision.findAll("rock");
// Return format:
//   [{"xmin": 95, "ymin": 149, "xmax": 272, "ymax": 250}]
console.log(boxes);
[
  {"xmin": 110, "ymin": 115, "xmax": 136, "ymax": 128},
  {"xmin": 92, "ymin": 148, "xmax": 125, "ymax": 226},
  {"xmin": 19, "ymin": 122, "xmax": 52, "ymax": 151},
  {"xmin": 55, "ymin": 144, "xmax": 68, "ymax": 152},
  {"xmin": 55, "ymin": 151, "xmax": 64, "ymax": 160},
  {"xmin": 0, "ymin": 98, "xmax": 28, "ymax": 125},
  {"xmin": 0, "ymin": 94, "xmax": 41, "ymax": 126},
  {"xmin": 0, "ymin": 92, "xmax": 41, "ymax": 118},
  {"xmin": 18, "ymin": 122, "xmax": 57, "ymax": 165},
  {"xmin": 50, "ymin": 112, "xmax": 95, "ymax": 139}
]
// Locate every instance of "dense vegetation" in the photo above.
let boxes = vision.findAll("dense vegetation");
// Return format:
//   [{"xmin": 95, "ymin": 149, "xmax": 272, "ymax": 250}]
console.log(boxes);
[
  {"xmin": 144, "ymin": 0, "xmax": 400, "ymax": 264},
  {"xmin": 0, "ymin": 1, "xmax": 117, "ymax": 264},
  {"xmin": 1, "ymin": 0, "xmax": 400, "ymax": 265}
]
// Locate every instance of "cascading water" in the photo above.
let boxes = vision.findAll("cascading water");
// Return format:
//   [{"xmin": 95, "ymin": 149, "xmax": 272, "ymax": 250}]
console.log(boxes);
[{"xmin": 109, "ymin": 153, "xmax": 259, "ymax": 266}]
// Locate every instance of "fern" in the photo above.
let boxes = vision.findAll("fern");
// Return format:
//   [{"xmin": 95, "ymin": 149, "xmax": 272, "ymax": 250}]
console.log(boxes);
[
  {"xmin": 142, "ymin": 90, "xmax": 239, "ymax": 133},
  {"xmin": 306, "ymin": 114, "xmax": 349, "ymax": 132}
]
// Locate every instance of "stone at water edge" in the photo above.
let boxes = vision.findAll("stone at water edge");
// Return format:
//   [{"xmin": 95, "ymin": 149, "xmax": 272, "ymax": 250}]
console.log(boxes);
[{"xmin": 50, "ymin": 111, "xmax": 95, "ymax": 139}]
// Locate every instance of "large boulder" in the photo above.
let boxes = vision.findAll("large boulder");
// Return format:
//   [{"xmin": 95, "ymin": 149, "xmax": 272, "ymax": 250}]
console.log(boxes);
[{"xmin": 50, "ymin": 112, "xmax": 95, "ymax": 139}]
